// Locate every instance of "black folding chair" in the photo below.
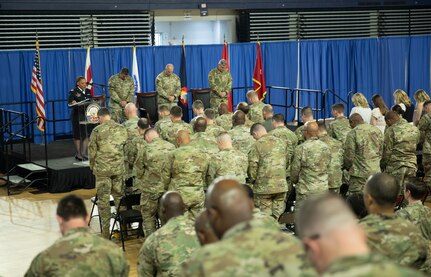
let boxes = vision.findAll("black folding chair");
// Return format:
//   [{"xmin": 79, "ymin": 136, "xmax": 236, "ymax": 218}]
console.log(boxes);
[
  {"xmin": 109, "ymin": 192, "xmax": 143, "ymax": 251},
  {"xmin": 88, "ymin": 194, "xmax": 115, "ymax": 233}
]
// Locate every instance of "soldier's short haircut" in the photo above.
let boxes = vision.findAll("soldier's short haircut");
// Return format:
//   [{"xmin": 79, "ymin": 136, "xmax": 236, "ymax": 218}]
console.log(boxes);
[
  {"xmin": 250, "ymin": 123, "xmax": 265, "ymax": 135},
  {"xmin": 120, "ymin": 67, "xmax": 129, "ymax": 75},
  {"xmin": 365, "ymin": 173, "xmax": 399, "ymax": 207},
  {"xmin": 97, "ymin": 107, "xmax": 110, "ymax": 117},
  {"xmin": 317, "ymin": 122, "xmax": 327, "ymax": 131},
  {"xmin": 346, "ymin": 193, "xmax": 368, "ymax": 219},
  {"xmin": 143, "ymin": 128, "xmax": 158, "ymax": 139},
  {"xmin": 246, "ymin": 90, "xmax": 258, "ymax": 99},
  {"xmin": 405, "ymin": 179, "xmax": 428, "ymax": 200},
  {"xmin": 192, "ymin": 100, "xmax": 204, "ymax": 110},
  {"xmin": 295, "ymin": 193, "xmax": 357, "ymax": 239},
  {"xmin": 204, "ymin": 108, "xmax": 216, "ymax": 120},
  {"xmin": 262, "ymin": 104, "xmax": 273, "ymax": 114},
  {"xmin": 158, "ymin": 105, "xmax": 169, "ymax": 113},
  {"xmin": 170, "ymin": 106, "xmax": 183, "ymax": 118},
  {"xmin": 57, "ymin": 195, "xmax": 88, "ymax": 221},
  {"xmin": 218, "ymin": 59, "xmax": 227, "ymax": 66},
  {"xmin": 384, "ymin": 110, "xmax": 399, "ymax": 121},
  {"xmin": 194, "ymin": 117, "xmax": 207, "ymax": 133},
  {"xmin": 75, "ymin": 75, "xmax": 85, "ymax": 84},
  {"xmin": 236, "ymin": 102, "xmax": 250, "ymax": 114},
  {"xmin": 272, "ymin": 113, "xmax": 285, "ymax": 123},
  {"xmin": 218, "ymin": 103, "xmax": 229, "ymax": 115},
  {"xmin": 216, "ymin": 132, "xmax": 231, "ymax": 144},
  {"xmin": 423, "ymin": 100, "xmax": 431, "ymax": 108},
  {"xmin": 301, "ymin": 106, "xmax": 313, "ymax": 117},
  {"xmin": 243, "ymin": 184, "xmax": 254, "ymax": 199},
  {"xmin": 233, "ymin": 110, "xmax": 246, "ymax": 125},
  {"xmin": 137, "ymin": 118, "xmax": 149, "ymax": 130},
  {"xmin": 332, "ymin": 103, "xmax": 345, "ymax": 113}
]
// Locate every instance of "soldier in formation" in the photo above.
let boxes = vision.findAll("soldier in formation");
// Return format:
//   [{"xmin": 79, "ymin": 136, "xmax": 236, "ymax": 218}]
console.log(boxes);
[
  {"xmin": 208, "ymin": 59, "xmax": 232, "ymax": 110},
  {"xmin": 156, "ymin": 63, "xmax": 180, "ymax": 110},
  {"xmin": 108, "ymin": 67, "xmax": 134, "ymax": 123}
]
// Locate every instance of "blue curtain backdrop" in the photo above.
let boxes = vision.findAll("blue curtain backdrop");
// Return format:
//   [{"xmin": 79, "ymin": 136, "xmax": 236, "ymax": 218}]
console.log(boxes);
[{"xmin": 0, "ymin": 35, "xmax": 430, "ymax": 143}]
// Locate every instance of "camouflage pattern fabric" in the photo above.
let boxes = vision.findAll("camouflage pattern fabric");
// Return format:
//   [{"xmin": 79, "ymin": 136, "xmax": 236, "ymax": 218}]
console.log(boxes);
[
  {"xmin": 269, "ymin": 126, "xmax": 298, "ymax": 179},
  {"xmin": 206, "ymin": 148, "xmax": 248, "ymax": 188},
  {"xmin": 155, "ymin": 116, "xmax": 171, "ymax": 135},
  {"xmin": 319, "ymin": 134, "xmax": 343, "ymax": 191},
  {"xmin": 137, "ymin": 214, "xmax": 200, "ymax": 277},
  {"xmin": 344, "ymin": 123, "xmax": 383, "ymax": 193},
  {"xmin": 182, "ymin": 219, "xmax": 313, "ymax": 276},
  {"xmin": 397, "ymin": 202, "xmax": 431, "ymax": 239},
  {"xmin": 159, "ymin": 120, "xmax": 192, "ymax": 145},
  {"xmin": 215, "ymin": 113, "xmax": 233, "ymax": 131},
  {"xmin": 156, "ymin": 71, "xmax": 180, "ymax": 109},
  {"xmin": 359, "ymin": 213, "xmax": 429, "ymax": 271},
  {"xmin": 328, "ymin": 117, "xmax": 351, "ymax": 143},
  {"xmin": 291, "ymin": 137, "xmax": 331, "ymax": 207},
  {"xmin": 108, "ymin": 74, "xmax": 135, "ymax": 123},
  {"xmin": 262, "ymin": 118, "xmax": 274, "ymax": 132},
  {"xmin": 248, "ymin": 101, "xmax": 265, "ymax": 123},
  {"xmin": 123, "ymin": 116, "xmax": 140, "ymax": 181},
  {"xmin": 89, "ymin": 119, "xmax": 127, "ymax": 238},
  {"xmin": 208, "ymin": 67, "xmax": 232, "ymax": 110},
  {"xmin": 205, "ymin": 123, "xmax": 225, "ymax": 138},
  {"xmin": 382, "ymin": 120, "xmax": 419, "ymax": 192},
  {"xmin": 228, "ymin": 125, "xmax": 255, "ymax": 156},
  {"xmin": 322, "ymin": 253, "xmax": 425, "ymax": 277},
  {"xmin": 190, "ymin": 132, "xmax": 219, "ymax": 156},
  {"xmin": 135, "ymin": 137, "xmax": 175, "ymax": 236},
  {"xmin": 25, "ymin": 227, "xmax": 129, "ymax": 277},
  {"xmin": 252, "ymin": 208, "xmax": 280, "ymax": 231},
  {"xmin": 294, "ymin": 125, "xmax": 305, "ymax": 145},
  {"xmin": 254, "ymin": 192, "xmax": 287, "ymax": 220},
  {"xmin": 169, "ymin": 145, "xmax": 209, "ymax": 218},
  {"xmin": 190, "ymin": 113, "xmax": 204, "ymax": 128},
  {"xmin": 417, "ymin": 113, "xmax": 431, "ymax": 185},
  {"xmin": 122, "ymin": 116, "xmax": 139, "ymax": 130}
]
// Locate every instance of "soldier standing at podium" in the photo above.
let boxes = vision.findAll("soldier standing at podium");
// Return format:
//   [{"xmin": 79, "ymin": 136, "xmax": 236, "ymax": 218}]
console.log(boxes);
[
  {"xmin": 108, "ymin": 67, "xmax": 135, "ymax": 123},
  {"xmin": 208, "ymin": 59, "xmax": 232, "ymax": 110},
  {"xmin": 68, "ymin": 76, "xmax": 92, "ymax": 161},
  {"xmin": 156, "ymin": 64, "xmax": 180, "ymax": 110}
]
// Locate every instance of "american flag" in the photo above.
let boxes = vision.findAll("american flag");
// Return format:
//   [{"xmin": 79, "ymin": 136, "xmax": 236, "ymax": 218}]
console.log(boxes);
[{"xmin": 30, "ymin": 37, "xmax": 46, "ymax": 132}]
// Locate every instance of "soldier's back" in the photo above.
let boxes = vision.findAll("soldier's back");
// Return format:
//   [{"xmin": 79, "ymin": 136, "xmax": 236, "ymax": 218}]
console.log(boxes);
[
  {"xmin": 155, "ymin": 116, "xmax": 171, "ymax": 134},
  {"xmin": 215, "ymin": 113, "xmax": 233, "ymax": 131},
  {"xmin": 170, "ymin": 145, "xmax": 208, "ymax": 190},
  {"xmin": 190, "ymin": 132, "xmax": 219, "ymax": 155},
  {"xmin": 228, "ymin": 125, "xmax": 255, "ymax": 155},
  {"xmin": 25, "ymin": 228, "xmax": 128, "ymax": 277},
  {"xmin": 122, "ymin": 116, "xmax": 139, "ymax": 131},
  {"xmin": 328, "ymin": 117, "xmax": 351, "ymax": 143},
  {"xmin": 248, "ymin": 101, "xmax": 265, "ymax": 123},
  {"xmin": 418, "ymin": 113, "xmax": 431, "ymax": 154},
  {"xmin": 319, "ymin": 135, "xmax": 343, "ymax": 190},
  {"xmin": 397, "ymin": 202, "xmax": 431, "ymax": 225},
  {"xmin": 160, "ymin": 120, "xmax": 191, "ymax": 144},
  {"xmin": 138, "ymin": 215, "xmax": 200, "ymax": 277},
  {"xmin": 205, "ymin": 124, "xmax": 225, "ymax": 138},
  {"xmin": 208, "ymin": 148, "xmax": 248, "ymax": 185},
  {"xmin": 359, "ymin": 213, "xmax": 428, "ymax": 270},
  {"xmin": 182, "ymin": 220, "xmax": 308, "ymax": 277}
]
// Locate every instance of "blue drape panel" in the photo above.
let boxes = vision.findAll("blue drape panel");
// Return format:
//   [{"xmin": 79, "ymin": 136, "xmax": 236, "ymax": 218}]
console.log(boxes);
[{"xmin": 1, "ymin": 35, "xmax": 430, "ymax": 143}]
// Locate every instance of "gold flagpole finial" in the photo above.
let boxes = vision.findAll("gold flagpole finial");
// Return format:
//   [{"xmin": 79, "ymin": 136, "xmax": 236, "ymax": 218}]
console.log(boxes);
[{"xmin": 182, "ymin": 35, "xmax": 185, "ymax": 47}]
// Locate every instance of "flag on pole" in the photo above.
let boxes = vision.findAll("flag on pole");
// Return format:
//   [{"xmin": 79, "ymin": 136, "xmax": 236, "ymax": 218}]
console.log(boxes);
[
  {"xmin": 179, "ymin": 38, "xmax": 189, "ymax": 122},
  {"xmin": 132, "ymin": 46, "xmax": 141, "ymax": 94},
  {"xmin": 252, "ymin": 41, "xmax": 267, "ymax": 101},
  {"xmin": 30, "ymin": 35, "xmax": 46, "ymax": 132},
  {"xmin": 85, "ymin": 47, "xmax": 94, "ymax": 96},
  {"xmin": 222, "ymin": 38, "xmax": 233, "ymax": 112}
]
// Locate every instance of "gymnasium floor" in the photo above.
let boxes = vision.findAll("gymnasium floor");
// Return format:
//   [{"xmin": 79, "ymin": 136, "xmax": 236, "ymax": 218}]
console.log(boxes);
[{"xmin": 0, "ymin": 183, "xmax": 142, "ymax": 277}]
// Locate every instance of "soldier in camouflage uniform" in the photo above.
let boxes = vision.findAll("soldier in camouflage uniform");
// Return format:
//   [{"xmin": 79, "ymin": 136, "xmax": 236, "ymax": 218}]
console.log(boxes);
[
  {"xmin": 108, "ymin": 67, "xmax": 135, "ymax": 123},
  {"xmin": 360, "ymin": 173, "xmax": 429, "ymax": 273},
  {"xmin": 291, "ymin": 122, "xmax": 331, "ymax": 209},
  {"xmin": 169, "ymin": 130, "xmax": 209, "ymax": 219},
  {"xmin": 190, "ymin": 117, "xmax": 219, "ymax": 156},
  {"xmin": 236, "ymin": 102, "xmax": 254, "ymax": 127},
  {"xmin": 248, "ymin": 123, "xmax": 289, "ymax": 220},
  {"xmin": 156, "ymin": 64, "xmax": 180, "ymax": 110},
  {"xmin": 328, "ymin": 103, "xmax": 351, "ymax": 143},
  {"xmin": 204, "ymin": 108, "xmax": 225, "ymax": 138},
  {"xmin": 122, "ymin": 103, "xmax": 139, "ymax": 130},
  {"xmin": 344, "ymin": 113, "xmax": 383, "ymax": 194},
  {"xmin": 208, "ymin": 59, "xmax": 232, "ymax": 110},
  {"xmin": 129, "ymin": 118, "xmax": 150, "ymax": 190},
  {"xmin": 194, "ymin": 210, "xmax": 219, "ymax": 246},
  {"xmin": 262, "ymin": 104, "xmax": 274, "ymax": 132},
  {"xmin": 182, "ymin": 179, "xmax": 310, "ymax": 276},
  {"xmin": 138, "ymin": 192, "xmax": 200, "ymax": 277},
  {"xmin": 159, "ymin": 106, "xmax": 192, "ymax": 145},
  {"xmin": 122, "ymin": 103, "xmax": 140, "ymax": 185},
  {"xmin": 134, "ymin": 128, "xmax": 175, "ymax": 236},
  {"xmin": 396, "ymin": 180, "xmax": 431, "ymax": 239},
  {"xmin": 294, "ymin": 106, "xmax": 314, "ymax": 145},
  {"xmin": 89, "ymin": 108, "xmax": 128, "ymax": 238},
  {"xmin": 190, "ymin": 100, "xmax": 205, "ymax": 127},
  {"xmin": 215, "ymin": 102, "xmax": 233, "ymax": 131},
  {"xmin": 246, "ymin": 90, "xmax": 265, "ymax": 123},
  {"xmin": 295, "ymin": 193, "xmax": 423, "ymax": 277},
  {"xmin": 318, "ymin": 123, "xmax": 344, "ymax": 193},
  {"xmin": 207, "ymin": 133, "xmax": 248, "ymax": 187},
  {"xmin": 381, "ymin": 111, "xmax": 420, "ymax": 194},
  {"xmin": 228, "ymin": 110, "xmax": 255, "ymax": 156},
  {"xmin": 25, "ymin": 195, "xmax": 129, "ymax": 277},
  {"xmin": 155, "ymin": 104, "xmax": 171, "ymax": 134},
  {"xmin": 417, "ymin": 100, "xmax": 431, "ymax": 187}
]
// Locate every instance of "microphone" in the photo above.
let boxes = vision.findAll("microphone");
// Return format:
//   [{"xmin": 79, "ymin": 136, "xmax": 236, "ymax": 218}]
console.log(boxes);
[{"xmin": 87, "ymin": 82, "xmax": 106, "ymax": 87}]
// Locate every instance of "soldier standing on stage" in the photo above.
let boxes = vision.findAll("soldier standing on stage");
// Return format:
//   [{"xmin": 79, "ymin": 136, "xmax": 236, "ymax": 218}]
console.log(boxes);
[
  {"xmin": 208, "ymin": 59, "xmax": 232, "ymax": 110},
  {"xmin": 156, "ymin": 64, "xmax": 180, "ymax": 110},
  {"xmin": 108, "ymin": 67, "xmax": 135, "ymax": 123}
]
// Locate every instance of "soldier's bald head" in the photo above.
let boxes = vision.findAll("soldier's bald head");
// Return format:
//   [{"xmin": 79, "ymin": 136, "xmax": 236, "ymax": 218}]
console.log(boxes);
[
  {"xmin": 349, "ymin": 113, "xmax": 364, "ymax": 128},
  {"xmin": 176, "ymin": 129, "xmax": 190, "ymax": 146},
  {"xmin": 250, "ymin": 123, "xmax": 267, "ymax": 140},
  {"xmin": 206, "ymin": 178, "xmax": 253, "ymax": 239},
  {"xmin": 195, "ymin": 210, "xmax": 219, "ymax": 246},
  {"xmin": 160, "ymin": 191, "xmax": 185, "ymax": 222},
  {"xmin": 304, "ymin": 121, "xmax": 318, "ymax": 138},
  {"xmin": 364, "ymin": 173, "xmax": 399, "ymax": 210},
  {"xmin": 144, "ymin": 128, "xmax": 159, "ymax": 142},
  {"xmin": 216, "ymin": 132, "xmax": 232, "ymax": 150}
]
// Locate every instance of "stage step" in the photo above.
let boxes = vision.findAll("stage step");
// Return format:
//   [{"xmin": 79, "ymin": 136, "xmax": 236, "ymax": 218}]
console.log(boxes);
[
  {"xmin": 1, "ymin": 175, "xmax": 30, "ymax": 185},
  {"xmin": 17, "ymin": 163, "xmax": 47, "ymax": 172}
]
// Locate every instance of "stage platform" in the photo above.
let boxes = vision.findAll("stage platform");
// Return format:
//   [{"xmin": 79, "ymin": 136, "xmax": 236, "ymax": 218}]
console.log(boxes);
[{"xmin": 3, "ymin": 140, "xmax": 95, "ymax": 193}]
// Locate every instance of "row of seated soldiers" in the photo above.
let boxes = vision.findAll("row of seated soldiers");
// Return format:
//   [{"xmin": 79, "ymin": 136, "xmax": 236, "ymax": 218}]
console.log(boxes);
[{"xmin": 25, "ymin": 176, "xmax": 431, "ymax": 276}]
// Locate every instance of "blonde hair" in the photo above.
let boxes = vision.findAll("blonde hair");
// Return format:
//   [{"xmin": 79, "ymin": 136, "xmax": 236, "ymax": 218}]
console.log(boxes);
[
  {"xmin": 414, "ymin": 89, "xmax": 430, "ymax": 103},
  {"xmin": 393, "ymin": 89, "xmax": 412, "ymax": 107},
  {"xmin": 352, "ymin": 93, "xmax": 369, "ymax": 108}
]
